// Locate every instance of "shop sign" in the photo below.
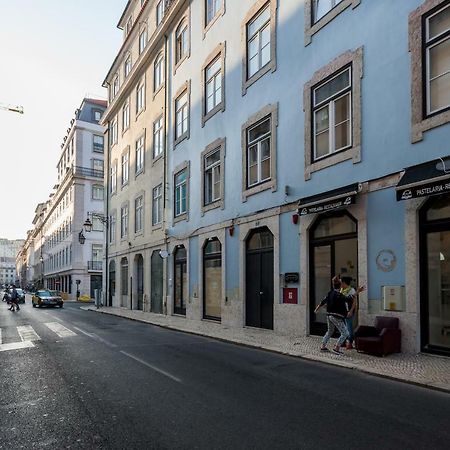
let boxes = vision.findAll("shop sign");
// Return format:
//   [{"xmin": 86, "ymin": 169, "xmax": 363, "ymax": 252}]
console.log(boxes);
[
  {"xmin": 396, "ymin": 179, "xmax": 450, "ymax": 201},
  {"xmin": 299, "ymin": 195, "xmax": 355, "ymax": 216},
  {"xmin": 283, "ymin": 288, "xmax": 298, "ymax": 304}
]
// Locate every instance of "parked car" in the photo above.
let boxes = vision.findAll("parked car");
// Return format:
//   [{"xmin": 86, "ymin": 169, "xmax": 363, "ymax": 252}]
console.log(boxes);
[{"xmin": 32, "ymin": 289, "xmax": 64, "ymax": 308}]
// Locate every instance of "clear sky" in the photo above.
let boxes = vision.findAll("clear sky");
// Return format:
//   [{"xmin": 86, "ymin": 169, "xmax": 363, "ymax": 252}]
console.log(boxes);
[{"xmin": 0, "ymin": 0, "xmax": 125, "ymax": 240}]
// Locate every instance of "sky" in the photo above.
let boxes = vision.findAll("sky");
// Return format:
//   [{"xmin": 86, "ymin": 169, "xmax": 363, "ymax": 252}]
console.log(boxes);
[{"xmin": 0, "ymin": 0, "xmax": 125, "ymax": 240}]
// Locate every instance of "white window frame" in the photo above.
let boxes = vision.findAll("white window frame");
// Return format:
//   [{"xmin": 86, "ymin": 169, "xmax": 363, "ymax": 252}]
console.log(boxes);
[
  {"xmin": 134, "ymin": 195, "xmax": 144, "ymax": 233},
  {"xmin": 153, "ymin": 116, "xmax": 164, "ymax": 159},
  {"xmin": 246, "ymin": 5, "xmax": 271, "ymax": 79},
  {"xmin": 121, "ymin": 204, "xmax": 129, "ymax": 238},
  {"xmin": 246, "ymin": 117, "xmax": 271, "ymax": 188},
  {"xmin": 109, "ymin": 212, "xmax": 116, "ymax": 244},
  {"xmin": 154, "ymin": 53, "xmax": 165, "ymax": 92},
  {"xmin": 112, "ymin": 75, "xmax": 120, "ymax": 98},
  {"xmin": 152, "ymin": 184, "xmax": 163, "ymax": 226},
  {"xmin": 313, "ymin": 0, "xmax": 344, "ymax": 24},
  {"xmin": 93, "ymin": 134, "xmax": 104, "ymax": 153},
  {"xmin": 124, "ymin": 54, "xmax": 132, "ymax": 78},
  {"xmin": 205, "ymin": 56, "xmax": 222, "ymax": 114},
  {"xmin": 92, "ymin": 184, "xmax": 104, "ymax": 200},
  {"xmin": 110, "ymin": 117, "xmax": 118, "ymax": 146},
  {"xmin": 175, "ymin": 90, "xmax": 189, "ymax": 141},
  {"xmin": 175, "ymin": 20, "xmax": 189, "ymax": 65},
  {"xmin": 206, "ymin": 0, "xmax": 222, "ymax": 26},
  {"xmin": 174, "ymin": 169, "xmax": 187, "ymax": 217},
  {"xmin": 139, "ymin": 26, "xmax": 147, "ymax": 54},
  {"xmin": 204, "ymin": 148, "xmax": 221, "ymax": 205},
  {"xmin": 136, "ymin": 79, "xmax": 145, "ymax": 114},
  {"xmin": 135, "ymin": 135, "xmax": 145, "ymax": 174},
  {"xmin": 110, "ymin": 161, "xmax": 117, "ymax": 194},
  {"xmin": 156, "ymin": 0, "xmax": 165, "ymax": 26},
  {"xmin": 121, "ymin": 151, "xmax": 129, "ymax": 186},
  {"xmin": 122, "ymin": 101, "xmax": 130, "ymax": 132}
]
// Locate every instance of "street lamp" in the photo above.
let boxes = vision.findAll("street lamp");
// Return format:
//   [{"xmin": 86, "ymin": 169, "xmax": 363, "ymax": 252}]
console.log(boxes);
[
  {"xmin": 78, "ymin": 230, "xmax": 86, "ymax": 245},
  {"xmin": 83, "ymin": 218, "xmax": 93, "ymax": 232}
]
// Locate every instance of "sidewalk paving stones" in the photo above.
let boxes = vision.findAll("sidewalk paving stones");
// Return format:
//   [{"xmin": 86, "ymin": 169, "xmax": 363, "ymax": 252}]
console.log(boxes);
[{"xmin": 82, "ymin": 305, "xmax": 450, "ymax": 393}]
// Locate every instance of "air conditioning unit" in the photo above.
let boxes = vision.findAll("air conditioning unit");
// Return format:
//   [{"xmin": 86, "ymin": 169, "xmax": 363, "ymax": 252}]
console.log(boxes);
[{"xmin": 382, "ymin": 285, "xmax": 405, "ymax": 312}]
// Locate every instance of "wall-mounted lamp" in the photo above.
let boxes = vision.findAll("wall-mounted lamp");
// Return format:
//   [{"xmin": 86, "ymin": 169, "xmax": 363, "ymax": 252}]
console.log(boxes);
[
  {"xmin": 228, "ymin": 225, "xmax": 235, "ymax": 237},
  {"xmin": 78, "ymin": 230, "xmax": 86, "ymax": 245},
  {"xmin": 292, "ymin": 213, "xmax": 299, "ymax": 225}
]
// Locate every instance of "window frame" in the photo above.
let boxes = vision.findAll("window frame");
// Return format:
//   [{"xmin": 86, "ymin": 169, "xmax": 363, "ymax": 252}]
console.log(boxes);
[
  {"xmin": 152, "ymin": 114, "xmax": 164, "ymax": 161},
  {"xmin": 203, "ymin": 0, "xmax": 225, "ymax": 35},
  {"xmin": 134, "ymin": 194, "xmax": 144, "ymax": 235},
  {"xmin": 109, "ymin": 211, "xmax": 116, "ymax": 244},
  {"xmin": 410, "ymin": 0, "xmax": 450, "ymax": 142},
  {"xmin": 139, "ymin": 24, "xmax": 148, "ymax": 55},
  {"xmin": 110, "ymin": 116, "xmax": 118, "ymax": 146},
  {"xmin": 110, "ymin": 160, "xmax": 117, "ymax": 195},
  {"xmin": 173, "ymin": 161, "xmax": 190, "ymax": 223},
  {"xmin": 124, "ymin": 53, "xmax": 132, "ymax": 78},
  {"xmin": 304, "ymin": 0, "xmax": 361, "ymax": 46},
  {"xmin": 173, "ymin": 81, "xmax": 191, "ymax": 146},
  {"xmin": 303, "ymin": 47, "xmax": 363, "ymax": 180},
  {"xmin": 120, "ymin": 203, "xmax": 129, "ymax": 239},
  {"xmin": 136, "ymin": 77, "xmax": 146, "ymax": 116},
  {"xmin": 135, "ymin": 133, "xmax": 145, "ymax": 175},
  {"xmin": 201, "ymin": 138, "xmax": 226, "ymax": 214},
  {"xmin": 92, "ymin": 184, "xmax": 104, "ymax": 201},
  {"xmin": 121, "ymin": 147, "xmax": 130, "ymax": 187},
  {"xmin": 122, "ymin": 99, "xmax": 130, "ymax": 133},
  {"xmin": 174, "ymin": 17, "xmax": 190, "ymax": 71},
  {"xmin": 153, "ymin": 52, "xmax": 165, "ymax": 94},
  {"xmin": 202, "ymin": 43, "xmax": 226, "ymax": 126},
  {"xmin": 241, "ymin": 104, "xmax": 278, "ymax": 201},
  {"xmin": 241, "ymin": 0, "xmax": 277, "ymax": 95},
  {"xmin": 152, "ymin": 183, "xmax": 163, "ymax": 227},
  {"xmin": 93, "ymin": 134, "xmax": 104, "ymax": 153}
]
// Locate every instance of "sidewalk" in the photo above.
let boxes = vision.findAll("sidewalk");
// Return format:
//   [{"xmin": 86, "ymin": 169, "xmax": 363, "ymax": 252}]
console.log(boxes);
[{"xmin": 82, "ymin": 305, "xmax": 450, "ymax": 393}]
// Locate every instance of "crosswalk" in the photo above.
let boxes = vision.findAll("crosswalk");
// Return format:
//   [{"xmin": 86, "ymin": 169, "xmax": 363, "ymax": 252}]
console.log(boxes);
[{"xmin": 0, "ymin": 322, "xmax": 78, "ymax": 352}]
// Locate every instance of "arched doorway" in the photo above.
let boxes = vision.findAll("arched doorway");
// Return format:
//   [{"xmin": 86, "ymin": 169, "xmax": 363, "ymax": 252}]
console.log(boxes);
[
  {"xmin": 246, "ymin": 227, "xmax": 274, "ymax": 330},
  {"xmin": 120, "ymin": 257, "xmax": 128, "ymax": 308},
  {"xmin": 420, "ymin": 195, "xmax": 450, "ymax": 355},
  {"xmin": 109, "ymin": 260, "xmax": 116, "ymax": 307},
  {"xmin": 174, "ymin": 246, "xmax": 187, "ymax": 315},
  {"xmin": 203, "ymin": 238, "xmax": 222, "ymax": 321},
  {"xmin": 135, "ymin": 254, "xmax": 144, "ymax": 310},
  {"xmin": 309, "ymin": 211, "xmax": 358, "ymax": 335},
  {"xmin": 151, "ymin": 250, "xmax": 163, "ymax": 314}
]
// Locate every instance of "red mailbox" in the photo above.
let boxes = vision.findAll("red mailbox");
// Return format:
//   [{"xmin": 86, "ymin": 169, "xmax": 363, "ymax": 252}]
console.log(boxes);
[{"xmin": 283, "ymin": 288, "xmax": 298, "ymax": 304}]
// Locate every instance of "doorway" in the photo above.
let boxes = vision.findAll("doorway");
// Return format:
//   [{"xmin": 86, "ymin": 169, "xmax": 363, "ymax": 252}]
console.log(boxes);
[
  {"xmin": 109, "ymin": 260, "xmax": 116, "ymax": 307},
  {"xmin": 309, "ymin": 212, "xmax": 358, "ymax": 336},
  {"xmin": 151, "ymin": 250, "xmax": 163, "ymax": 314},
  {"xmin": 135, "ymin": 255, "xmax": 144, "ymax": 310},
  {"xmin": 245, "ymin": 227, "xmax": 274, "ymax": 330},
  {"xmin": 174, "ymin": 246, "xmax": 187, "ymax": 315},
  {"xmin": 420, "ymin": 195, "xmax": 450, "ymax": 355}
]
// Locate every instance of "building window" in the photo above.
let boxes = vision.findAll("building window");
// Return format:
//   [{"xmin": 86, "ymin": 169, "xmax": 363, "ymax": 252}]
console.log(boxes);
[
  {"xmin": 121, "ymin": 205, "xmax": 129, "ymax": 238},
  {"xmin": 156, "ymin": 0, "xmax": 164, "ymax": 26},
  {"xmin": 204, "ymin": 149, "xmax": 221, "ymax": 206},
  {"xmin": 154, "ymin": 53, "xmax": 165, "ymax": 92},
  {"xmin": 175, "ymin": 89, "xmax": 189, "ymax": 142},
  {"xmin": 93, "ymin": 110, "xmax": 102, "ymax": 122},
  {"xmin": 121, "ymin": 258, "xmax": 128, "ymax": 295},
  {"xmin": 124, "ymin": 54, "xmax": 132, "ymax": 78},
  {"xmin": 121, "ymin": 151, "xmax": 129, "ymax": 186},
  {"xmin": 92, "ymin": 216, "xmax": 103, "ymax": 231},
  {"xmin": 312, "ymin": 67, "xmax": 352, "ymax": 161},
  {"xmin": 152, "ymin": 184, "xmax": 163, "ymax": 226},
  {"xmin": 92, "ymin": 159, "xmax": 103, "ymax": 173},
  {"xmin": 247, "ymin": 4, "xmax": 270, "ymax": 79},
  {"xmin": 122, "ymin": 101, "xmax": 130, "ymax": 132},
  {"xmin": 174, "ymin": 245, "xmax": 187, "ymax": 315},
  {"xmin": 206, "ymin": 0, "xmax": 221, "ymax": 26},
  {"xmin": 247, "ymin": 116, "xmax": 271, "ymax": 188},
  {"xmin": 303, "ymin": 48, "xmax": 362, "ymax": 180},
  {"xmin": 174, "ymin": 169, "xmax": 187, "ymax": 217},
  {"xmin": 136, "ymin": 79, "xmax": 145, "ymax": 114},
  {"xmin": 92, "ymin": 185, "xmax": 104, "ymax": 200},
  {"xmin": 110, "ymin": 161, "xmax": 117, "ymax": 194},
  {"xmin": 112, "ymin": 75, "xmax": 120, "ymax": 98},
  {"xmin": 135, "ymin": 135, "xmax": 145, "ymax": 174},
  {"xmin": 425, "ymin": 3, "xmax": 450, "ymax": 116},
  {"xmin": 153, "ymin": 116, "xmax": 164, "ymax": 159},
  {"xmin": 139, "ymin": 26, "xmax": 147, "ymax": 54},
  {"xmin": 92, "ymin": 244, "xmax": 103, "ymax": 262},
  {"xmin": 205, "ymin": 55, "xmax": 222, "ymax": 115},
  {"xmin": 313, "ymin": 0, "xmax": 344, "ymax": 23},
  {"xmin": 93, "ymin": 135, "xmax": 104, "ymax": 153},
  {"xmin": 175, "ymin": 20, "xmax": 188, "ymax": 65},
  {"xmin": 110, "ymin": 117, "xmax": 118, "ymax": 145},
  {"xmin": 125, "ymin": 16, "xmax": 133, "ymax": 36},
  {"xmin": 109, "ymin": 213, "xmax": 116, "ymax": 243},
  {"xmin": 203, "ymin": 238, "xmax": 222, "ymax": 320},
  {"xmin": 135, "ymin": 195, "xmax": 144, "ymax": 233}
]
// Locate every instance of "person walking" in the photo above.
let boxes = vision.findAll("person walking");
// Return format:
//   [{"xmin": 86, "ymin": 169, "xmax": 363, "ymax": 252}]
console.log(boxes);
[
  {"xmin": 314, "ymin": 276, "xmax": 364, "ymax": 355},
  {"xmin": 340, "ymin": 276, "xmax": 357, "ymax": 349},
  {"xmin": 9, "ymin": 286, "xmax": 20, "ymax": 312}
]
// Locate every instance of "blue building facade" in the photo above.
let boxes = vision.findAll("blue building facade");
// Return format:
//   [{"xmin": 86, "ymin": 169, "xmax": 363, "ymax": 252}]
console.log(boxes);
[{"xmin": 103, "ymin": 0, "xmax": 450, "ymax": 355}]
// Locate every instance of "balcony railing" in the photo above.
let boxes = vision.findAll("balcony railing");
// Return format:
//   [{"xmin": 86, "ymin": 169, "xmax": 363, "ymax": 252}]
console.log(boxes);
[
  {"xmin": 74, "ymin": 166, "xmax": 104, "ymax": 179},
  {"xmin": 88, "ymin": 261, "xmax": 103, "ymax": 271}
]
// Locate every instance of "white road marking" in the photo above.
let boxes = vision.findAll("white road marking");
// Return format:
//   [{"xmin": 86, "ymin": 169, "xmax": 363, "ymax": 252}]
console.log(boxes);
[
  {"xmin": 72, "ymin": 326, "xmax": 117, "ymax": 348},
  {"xmin": 0, "ymin": 341, "xmax": 35, "ymax": 352},
  {"xmin": 17, "ymin": 325, "xmax": 41, "ymax": 342},
  {"xmin": 120, "ymin": 351, "xmax": 182, "ymax": 383},
  {"xmin": 44, "ymin": 322, "xmax": 77, "ymax": 337}
]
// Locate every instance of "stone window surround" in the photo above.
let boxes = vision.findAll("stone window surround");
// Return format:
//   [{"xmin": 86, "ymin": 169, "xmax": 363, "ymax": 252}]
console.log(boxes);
[
  {"xmin": 121, "ymin": 146, "xmax": 130, "ymax": 189},
  {"xmin": 110, "ymin": 158, "xmax": 118, "ymax": 196},
  {"xmin": 134, "ymin": 128, "xmax": 146, "ymax": 178},
  {"xmin": 124, "ymin": 52, "xmax": 132, "ymax": 79},
  {"xmin": 173, "ymin": 80, "xmax": 191, "ymax": 147},
  {"xmin": 304, "ymin": 0, "xmax": 361, "ymax": 46},
  {"xmin": 168, "ymin": 239, "xmax": 190, "ymax": 318},
  {"xmin": 151, "ymin": 182, "xmax": 164, "ymax": 230},
  {"xmin": 110, "ymin": 116, "xmax": 118, "ymax": 147},
  {"xmin": 201, "ymin": 137, "xmax": 226, "ymax": 215},
  {"xmin": 120, "ymin": 200, "xmax": 130, "ymax": 241},
  {"xmin": 201, "ymin": 42, "xmax": 226, "ymax": 127},
  {"xmin": 133, "ymin": 190, "xmax": 146, "ymax": 237},
  {"xmin": 173, "ymin": 160, "xmax": 190, "ymax": 224},
  {"xmin": 152, "ymin": 113, "xmax": 165, "ymax": 164},
  {"xmin": 409, "ymin": 0, "xmax": 450, "ymax": 143},
  {"xmin": 238, "ymin": 217, "xmax": 280, "ymax": 330},
  {"xmin": 121, "ymin": 98, "xmax": 130, "ymax": 135},
  {"xmin": 203, "ymin": 0, "xmax": 226, "ymax": 38},
  {"xmin": 173, "ymin": 11, "xmax": 191, "ymax": 74},
  {"xmin": 241, "ymin": 0, "xmax": 277, "ymax": 96},
  {"xmin": 135, "ymin": 74, "xmax": 146, "ymax": 119},
  {"xmin": 91, "ymin": 184, "xmax": 104, "ymax": 201},
  {"xmin": 92, "ymin": 134, "xmax": 104, "ymax": 153},
  {"xmin": 153, "ymin": 51, "xmax": 165, "ymax": 97},
  {"xmin": 241, "ymin": 103, "xmax": 278, "ymax": 202},
  {"xmin": 197, "ymin": 229, "xmax": 226, "ymax": 322},
  {"xmin": 303, "ymin": 47, "xmax": 363, "ymax": 181},
  {"xmin": 138, "ymin": 21, "xmax": 148, "ymax": 54},
  {"xmin": 109, "ymin": 209, "xmax": 117, "ymax": 245}
]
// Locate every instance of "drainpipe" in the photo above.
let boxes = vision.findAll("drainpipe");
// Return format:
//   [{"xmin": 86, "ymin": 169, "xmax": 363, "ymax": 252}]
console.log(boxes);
[{"xmin": 104, "ymin": 122, "xmax": 110, "ymax": 307}]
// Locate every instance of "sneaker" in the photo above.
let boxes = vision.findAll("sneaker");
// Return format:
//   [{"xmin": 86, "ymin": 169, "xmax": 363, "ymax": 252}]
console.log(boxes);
[
  {"xmin": 332, "ymin": 347, "xmax": 344, "ymax": 355},
  {"xmin": 320, "ymin": 347, "xmax": 329, "ymax": 352},
  {"xmin": 346, "ymin": 342, "xmax": 353, "ymax": 350}
]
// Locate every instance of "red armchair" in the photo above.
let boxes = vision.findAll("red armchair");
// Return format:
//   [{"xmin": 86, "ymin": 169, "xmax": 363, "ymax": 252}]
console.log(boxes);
[{"xmin": 355, "ymin": 316, "xmax": 401, "ymax": 356}]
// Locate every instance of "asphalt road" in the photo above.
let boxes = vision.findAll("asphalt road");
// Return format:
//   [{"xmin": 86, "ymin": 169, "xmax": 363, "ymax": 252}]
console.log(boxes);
[{"xmin": 0, "ymin": 297, "xmax": 449, "ymax": 450}]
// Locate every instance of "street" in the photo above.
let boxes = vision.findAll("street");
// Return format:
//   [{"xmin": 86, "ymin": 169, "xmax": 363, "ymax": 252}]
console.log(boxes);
[{"xmin": 0, "ymin": 298, "xmax": 449, "ymax": 450}]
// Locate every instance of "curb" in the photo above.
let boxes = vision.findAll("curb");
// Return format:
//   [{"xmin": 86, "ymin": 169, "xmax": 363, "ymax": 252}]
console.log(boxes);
[{"xmin": 82, "ymin": 306, "xmax": 450, "ymax": 394}]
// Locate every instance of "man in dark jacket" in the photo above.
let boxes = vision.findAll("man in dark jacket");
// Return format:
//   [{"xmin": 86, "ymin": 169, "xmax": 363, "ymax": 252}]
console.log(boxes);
[
  {"xmin": 9, "ymin": 286, "xmax": 20, "ymax": 311},
  {"xmin": 314, "ymin": 277, "xmax": 364, "ymax": 355}
]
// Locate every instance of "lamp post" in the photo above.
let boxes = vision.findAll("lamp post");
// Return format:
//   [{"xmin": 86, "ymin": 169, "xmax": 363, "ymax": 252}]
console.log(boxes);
[{"xmin": 82, "ymin": 212, "xmax": 109, "ymax": 308}]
